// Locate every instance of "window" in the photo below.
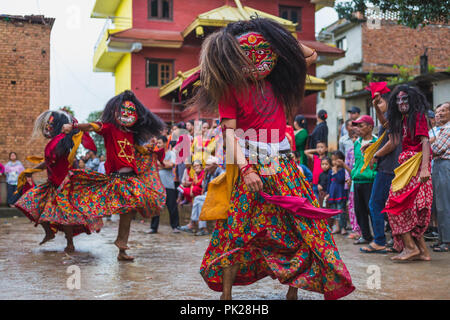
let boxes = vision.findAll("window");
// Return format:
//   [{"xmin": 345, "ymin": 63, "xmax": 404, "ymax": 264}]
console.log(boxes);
[
  {"xmin": 336, "ymin": 37, "xmax": 348, "ymax": 51},
  {"xmin": 146, "ymin": 60, "xmax": 173, "ymax": 87},
  {"xmin": 334, "ymin": 79, "xmax": 346, "ymax": 97},
  {"xmin": 279, "ymin": 6, "xmax": 302, "ymax": 31},
  {"xmin": 148, "ymin": 0, "xmax": 172, "ymax": 20}
]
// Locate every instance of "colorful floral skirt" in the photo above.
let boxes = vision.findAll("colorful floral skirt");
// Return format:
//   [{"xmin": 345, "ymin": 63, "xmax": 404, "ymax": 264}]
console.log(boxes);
[
  {"xmin": 200, "ymin": 155, "xmax": 355, "ymax": 300},
  {"xmin": 62, "ymin": 152, "xmax": 166, "ymax": 219},
  {"xmin": 15, "ymin": 182, "xmax": 103, "ymax": 237},
  {"xmin": 385, "ymin": 151, "xmax": 432, "ymax": 252}
]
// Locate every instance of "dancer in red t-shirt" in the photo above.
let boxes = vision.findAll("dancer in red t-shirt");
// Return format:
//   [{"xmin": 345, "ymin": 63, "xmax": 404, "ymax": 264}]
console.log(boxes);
[
  {"xmin": 190, "ymin": 18, "xmax": 354, "ymax": 300},
  {"xmin": 15, "ymin": 110, "xmax": 102, "ymax": 253},
  {"xmin": 62, "ymin": 90, "xmax": 166, "ymax": 261}
]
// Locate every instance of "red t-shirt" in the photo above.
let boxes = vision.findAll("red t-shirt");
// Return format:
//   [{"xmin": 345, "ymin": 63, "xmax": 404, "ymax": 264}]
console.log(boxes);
[
  {"xmin": 312, "ymin": 154, "xmax": 323, "ymax": 185},
  {"xmin": 402, "ymin": 113, "xmax": 429, "ymax": 153},
  {"xmin": 45, "ymin": 133, "xmax": 70, "ymax": 186},
  {"xmin": 218, "ymin": 81, "xmax": 286, "ymax": 143},
  {"xmin": 96, "ymin": 122, "xmax": 138, "ymax": 174}
]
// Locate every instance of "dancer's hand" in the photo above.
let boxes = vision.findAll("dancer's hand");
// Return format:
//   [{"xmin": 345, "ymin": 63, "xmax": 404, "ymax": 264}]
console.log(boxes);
[
  {"xmin": 243, "ymin": 171, "xmax": 263, "ymax": 193},
  {"xmin": 62, "ymin": 124, "xmax": 73, "ymax": 134},
  {"xmin": 419, "ymin": 168, "xmax": 430, "ymax": 183}
]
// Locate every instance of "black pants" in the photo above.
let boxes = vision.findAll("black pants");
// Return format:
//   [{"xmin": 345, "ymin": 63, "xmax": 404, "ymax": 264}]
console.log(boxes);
[
  {"xmin": 354, "ymin": 182, "xmax": 374, "ymax": 241},
  {"xmin": 6, "ymin": 184, "xmax": 20, "ymax": 205},
  {"xmin": 151, "ymin": 188, "xmax": 179, "ymax": 231}
]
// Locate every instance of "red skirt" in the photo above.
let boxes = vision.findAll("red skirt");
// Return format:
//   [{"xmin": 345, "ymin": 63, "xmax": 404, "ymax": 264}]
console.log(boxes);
[
  {"xmin": 200, "ymin": 154, "xmax": 355, "ymax": 300},
  {"xmin": 385, "ymin": 151, "xmax": 432, "ymax": 252},
  {"xmin": 61, "ymin": 151, "xmax": 166, "ymax": 218},
  {"xmin": 15, "ymin": 182, "xmax": 103, "ymax": 237}
]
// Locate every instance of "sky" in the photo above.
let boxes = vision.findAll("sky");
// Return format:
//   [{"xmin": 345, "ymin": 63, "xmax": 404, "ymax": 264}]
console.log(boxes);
[{"xmin": 0, "ymin": 0, "xmax": 339, "ymax": 122}]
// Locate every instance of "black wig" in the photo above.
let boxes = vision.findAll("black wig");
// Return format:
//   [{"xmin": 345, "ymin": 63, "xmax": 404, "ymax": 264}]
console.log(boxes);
[
  {"xmin": 387, "ymin": 85, "xmax": 430, "ymax": 140},
  {"xmin": 101, "ymin": 90, "xmax": 166, "ymax": 144}
]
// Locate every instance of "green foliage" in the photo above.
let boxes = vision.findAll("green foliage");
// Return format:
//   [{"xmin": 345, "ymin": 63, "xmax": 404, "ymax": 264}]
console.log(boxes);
[
  {"xmin": 386, "ymin": 64, "xmax": 415, "ymax": 85},
  {"xmin": 335, "ymin": 0, "xmax": 449, "ymax": 29},
  {"xmin": 86, "ymin": 110, "xmax": 105, "ymax": 156},
  {"xmin": 428, "ymin": 64, "xmax": 436, "ymax": 73},
  {"xmin": 58, "ymin": 106, "xmax": 75, "ymax": 116}
]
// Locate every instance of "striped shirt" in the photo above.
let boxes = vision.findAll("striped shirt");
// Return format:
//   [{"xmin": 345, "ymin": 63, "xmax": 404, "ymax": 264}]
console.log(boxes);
[{"xmin": 432, "ymin": 122, "xmax": 450, "ymax": 160}]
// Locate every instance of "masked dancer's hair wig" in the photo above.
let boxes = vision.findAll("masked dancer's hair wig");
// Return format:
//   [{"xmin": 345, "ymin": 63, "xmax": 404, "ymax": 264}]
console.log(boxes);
[
  {"xmin": 32, "ymin": 110, "xmax": 79, "ymax": 158},
  {"xmin": 190, "ymin": 18, "xmax": 307, "ymax": 118},
  {"xmin": 101, "ymin": 90, "xmax": 166, "ymax": 144},
  {"xmin": 387, "ymin": 85, "xmax": 430, "ymax": 140}
]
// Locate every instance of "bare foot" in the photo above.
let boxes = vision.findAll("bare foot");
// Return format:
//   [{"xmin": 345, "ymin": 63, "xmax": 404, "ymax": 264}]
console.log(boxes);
[
  {"xmin": 114, "ymin": 239, "xmax": 130, "ymax": 251},
  {"xmin": 220, "ymin": 293, "xmax": 232, "ymax": 300},
  {"xmin": 286, "ymin": 287, "xmax": 298, "ymax": 300},
  {"xmin": 412, "ymin": 253, "xmax": 431, "ymax": 261},
  {"xmin": 39, "ymin": 233, "xmax": 55, "ymax": 245},
  {"xmin": 117, "ymin": 251, "xmax": 134, "ymax": 261},
  {"xmin": 390, "ymin": 248, "xmax": 420, "ymax": 261},
  {"xmin": 64, "ymin": 244, "xmax": 75, "ymax": 253}
]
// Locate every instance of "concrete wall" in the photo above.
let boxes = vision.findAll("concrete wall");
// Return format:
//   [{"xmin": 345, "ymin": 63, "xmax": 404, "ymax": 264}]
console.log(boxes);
[{"xmin": 434, "ymin": 79, "xmax": 450, "ymax": 107}]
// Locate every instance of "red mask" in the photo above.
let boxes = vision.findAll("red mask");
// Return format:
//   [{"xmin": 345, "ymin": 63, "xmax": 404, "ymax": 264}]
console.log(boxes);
[
  {"xmin": 237, "ymin": 32, "xmax": 277, "ymax": 79},
  {"xmin": 117, "ymin": 101, "xmax": 137, "ymax": 127}
]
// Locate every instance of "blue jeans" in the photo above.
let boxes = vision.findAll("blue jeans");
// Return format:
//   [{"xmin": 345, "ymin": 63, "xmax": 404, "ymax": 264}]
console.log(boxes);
[
  {"xmin": 330, "ymin": 202, "xmax": 347, "ymax": 229},
  {"xmin": 368, "ymin": 172, "xmax": 394, "ymax": 246}
]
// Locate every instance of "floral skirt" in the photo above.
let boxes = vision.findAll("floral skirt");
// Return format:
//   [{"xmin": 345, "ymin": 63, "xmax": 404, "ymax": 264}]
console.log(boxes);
[
  {"xmin": 386, "ymin": 151, "xmax": 432, "ymax": 252},
  {"xmin": 200, "ymin": 155, "xmax": 355, "ymax": 300},
  {"xmin": 62, "ymin": 152, "xmax": 166, "ymax": 219},
  {"xmin": 15, "ymin": 182, "xmax": 103, "ymax": 237}
]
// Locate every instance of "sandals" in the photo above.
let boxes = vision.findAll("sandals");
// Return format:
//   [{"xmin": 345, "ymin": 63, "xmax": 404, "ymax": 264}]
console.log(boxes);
[
  {"xmin": 432, "ymin": 243, "xmax": 449, "ymax": 252},
  {"xmin": 360, "ymin": 244, "xmax": 387, "ymax": 254},
  {"xmin": 353, "ymin": 237, "xmax": 371, "ymax": 245}
]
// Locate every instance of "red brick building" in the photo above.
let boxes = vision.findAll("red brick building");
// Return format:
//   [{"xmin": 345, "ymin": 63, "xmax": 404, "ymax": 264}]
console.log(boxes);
[
  {"xmin": 91, "ymin": 0, "xmax": 344, "ymax": 127},
  {"xmin": 0, "ymin": 15, "xmax": 54, "ymax": 165}
]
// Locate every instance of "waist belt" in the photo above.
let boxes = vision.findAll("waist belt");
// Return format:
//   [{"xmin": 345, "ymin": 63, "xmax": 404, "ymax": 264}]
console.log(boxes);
[{"xmin": 110, "ymin": 171, "xmax": 137, "ymax": 178}]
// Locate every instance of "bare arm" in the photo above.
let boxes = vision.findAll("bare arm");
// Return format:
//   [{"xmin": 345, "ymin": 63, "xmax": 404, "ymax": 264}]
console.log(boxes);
[
  {"xmin": 420, "ymin": 136, "xmax": 431, "ymax": 183},
  {"xmin": 34, "ymin": 162, "xmax": 46, "ymax": 170},
  {"xmin": 372, "ymin": 93, "xmax": 388, "ymax": 127},
  {"xmin": 300, "ymin": 43, "xmax": 317, "ymax": 67},
  {"xmin": 304, "ymin": 148, "xmax": 317, "ymax": 160},
  {"xmin": 374, "ymin": 134, "xmax": 397, "ymax": 158},
  {"xmin": 62, "ymin": 123, "xmax": 96, "ymax": 134},
  {"xmin": 221, "ymin": 119, "xmax": 263, "ymax": 192}
]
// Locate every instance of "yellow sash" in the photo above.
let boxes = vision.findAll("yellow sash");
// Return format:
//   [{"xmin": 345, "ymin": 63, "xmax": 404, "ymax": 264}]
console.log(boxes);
[
  {"xmin": 360, "ymin": 131, "xmax": 386, "ymax": 173},
  {"xmin": 199, "ymin": 164, "xmax": 239, "ymax": 221},
  {"xmin": 391, "ymin": 152, "xmax": 422, "ymax": 192}
]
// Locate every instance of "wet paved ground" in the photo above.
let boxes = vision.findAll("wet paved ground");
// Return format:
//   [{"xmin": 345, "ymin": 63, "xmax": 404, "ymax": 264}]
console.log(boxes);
[{"xmin": 0, "ymin": 216, "xmax": 449, "ymax": 300}]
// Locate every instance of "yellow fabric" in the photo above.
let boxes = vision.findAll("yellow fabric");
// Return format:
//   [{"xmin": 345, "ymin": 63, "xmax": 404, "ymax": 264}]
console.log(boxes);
[
  {"xmin": 15, "ymin": 168, "xmax": 44, "ymax": 195},
  {"xmin": 391, "ymin": 151, "xmax": 422, "ymax": 192},
  {"xmin": 90, "ymin": 122, "xmax": 101, "ymax": 132},
  {"xmin": 199, "ymin": 164, "xmax": 239, "ymax": 221},
  {"xmin": 26, "ymin": 156, "xmax": 44, "ymax": 164},
  {"xmin": 67, "ymin": 131, "xmax": 84, "ymax": 166},
  {"xmin": 360, "ymin": 130, "xmax": 387, "ymax": 174}
]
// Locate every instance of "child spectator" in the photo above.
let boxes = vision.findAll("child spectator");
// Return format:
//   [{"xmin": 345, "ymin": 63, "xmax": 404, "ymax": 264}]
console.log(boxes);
[
  {"xmin": 5, "ymin": 152, "xmax": 25, "ymax": 207},
  {"xmin": 327, "ymin": 151, "xmax": 348, "ymax": 235},
  {"xmin": 305, "ymin": 141, "xmax": 328, "ymax": 200},
  {"xmin": 177, "ymin": 160, "xmax": 204, "ymax": 204},
  {"xmin": 318, "ymin": 157, "xmax": 331, "ymax": 207},
  {"xmin": 294, "ymin": 151, "xmax": 313, "ymax": 185}
]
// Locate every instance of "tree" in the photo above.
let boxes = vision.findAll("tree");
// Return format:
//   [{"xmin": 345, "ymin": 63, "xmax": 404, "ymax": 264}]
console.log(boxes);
[
  {"xmin": 335, "ymin": 0, "xmax": 449, "ymax": 29},
  {"xmin": 86, "ymin": 110, "xmax": 105, "ymax": 156}
]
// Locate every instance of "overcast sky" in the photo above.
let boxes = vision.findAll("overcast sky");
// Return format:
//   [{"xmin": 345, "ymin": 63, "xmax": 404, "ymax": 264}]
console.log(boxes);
[{"xmin": 0, "ymin": 0, "xmax": 338, "ymax": 122}]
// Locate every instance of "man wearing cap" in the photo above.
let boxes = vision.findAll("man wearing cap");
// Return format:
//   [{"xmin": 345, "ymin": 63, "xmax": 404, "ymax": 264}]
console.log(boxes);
[
  {"xmin": 179, "ymin": 156, "xmax": 225, "ymax": 236},
  {"xmin": 340, "ymin": 106, "xmax": 361, "ymax": 138},
  {"xmin": 351, "ymin": 115, "xmax": 378, "ymax": 245}
]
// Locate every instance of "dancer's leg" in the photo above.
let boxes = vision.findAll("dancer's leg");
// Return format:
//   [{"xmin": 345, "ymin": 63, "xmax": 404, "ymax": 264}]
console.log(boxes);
[
  {"xmin": 391, "ymin": 232, "xmax": 420, "ymax": 261},
  {"xmin": 413, "ymin": 236, "xmax": 431, "ymax": 261},
  {"xmin": 115, "ymin": 210, "xmax": 136, "ymax": 261},
  {"xmin": 63, "ymin": 225, "xmax": 75, "ymax": 253},
  {"xmin": 221, "ymin": 264, "xmax": 240, "ymax": 300},
  {"xmin": 39, "ymin": 222, "xmax": 55, "ymax": 245},
  {"xmin": 286, "ymin": 286, "xmax": 298, "ymax": 300}
]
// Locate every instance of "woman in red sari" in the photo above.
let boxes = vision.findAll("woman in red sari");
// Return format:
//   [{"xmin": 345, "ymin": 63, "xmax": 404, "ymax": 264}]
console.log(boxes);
[
  {"xmin": 375, "ymin": 85, "xmax": 433, "ymax": 261},
  {"xmin": 190, "ymin": 18, "xmax": 354, "ymax": 300}
]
